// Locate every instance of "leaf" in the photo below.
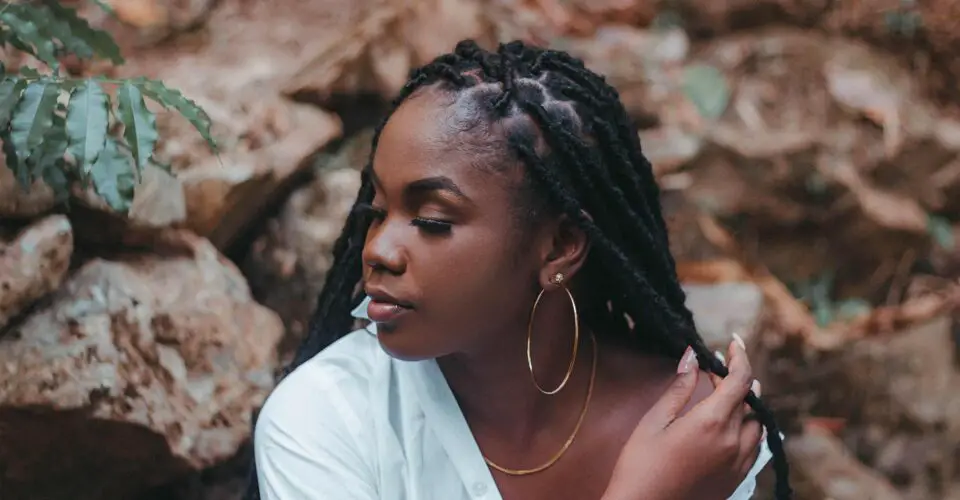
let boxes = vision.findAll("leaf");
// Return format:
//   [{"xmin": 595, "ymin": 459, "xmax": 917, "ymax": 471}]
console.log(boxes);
[
  {"xmin": 66, "ymin": 79, "xmax": 109, "ymax": 174},
  {"xmin": 681, "ymin": 64, "xmax": 730, "ymax": 121},
  {"xmin": 43, "ymin": 8, "xmax": 95, "ymax": 60},
  {"xmin": 32, "ymin": 112, "xmax": 68, "ymax": 171},
  {"xmin": 927, "ymin": 214, "xmax": 955, "ymax": 251},
  {"xmin": 134, "ymin": 78, "xmax": 217, "ymax": 152},
  {"xmin": 44, "ymin": 1, "xmax": 124, "ymax": 64},
  {"xmin": 17, "ymin": 67, "xmax": 42, "ymax": 79},
  {"xmin": 0, "ymin": 77, "xmax": 27, "ymax": 129},
  {"xmin": 9, "ymin": 79, "xmax": 60, "ymax": 161},
  {"xmin": 0, "ymin": 5, "xmax": 59, "ymax": 67},
  {"xmin": 30, "ymin": 113, "xmax": 70, "ymax": 202},
  {"xmin": 90, "ymin": 138, "xmax": 136, "ymax": 211},
  {"xmin": 117, "ymin": 81, "xmax": 158, "ymax": 173},
  {"xmin": 0, "ymin": 130, "xmax": 24, "ymax": 187}
]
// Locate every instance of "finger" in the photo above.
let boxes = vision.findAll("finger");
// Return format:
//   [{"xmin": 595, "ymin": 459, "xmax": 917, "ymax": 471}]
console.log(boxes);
[
  {"xmin": 639, "ymin": 347, "xmax": 700, "ymax": 432},
  {"xmin": 741, "ymin": 379, "xmax": 761, "ymax": 416},
  {"xmin": 709, "ymin": 350, "xmax": 725, "ymax": 388},
  {"xmin": 709, "ymin": 335, "xmax": 754, "ymax": 417},
  {"xmin": 737, "ymin": 420, "xmax": 764, "ymax": 479}
]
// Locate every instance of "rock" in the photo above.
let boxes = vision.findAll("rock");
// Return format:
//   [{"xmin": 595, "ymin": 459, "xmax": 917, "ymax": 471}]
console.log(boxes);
[
  {"xmin": 683, "ymin": 281, "xmax": 764, "ymax": 351},
  {"xmin": 788, "ymin": 427, "xmax": 902, "ymax": 500},
  {"xmin": 244, "ymin": 132, "xmax": 369, "ymax": 357},
  {"xmin": 70, "ymin": 0, "xmax": 344, "ymax": 250},
  {"xmin": 0, "ymin": 234, "xmax": 283, "ymax": 499},
  {"xmin": 0, "ymin": 159, "xmax": 56, "ymax": 219},
  {"xmin": 814, "ymin": 315, "xmax": 960, "ymax": 498},
  {"xmin": 281, "ymin": 0, "xmax": 491, "ymax": 101},
  {"xmin": 842, "ymin": 315, "xmax": 959, "ymax": 429},
  {"xmin": 0, "ymin": 215, "xmax": 73, "ymax": 330},
  {"xmin": 560, "ymin": 26, "xmax": 690, "ymax": 120}
]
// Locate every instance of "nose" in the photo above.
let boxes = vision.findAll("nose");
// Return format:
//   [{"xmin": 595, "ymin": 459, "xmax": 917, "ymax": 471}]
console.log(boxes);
[{"xmin": 362, "ymin": 218, "xmax": 406, "ymax": 276}]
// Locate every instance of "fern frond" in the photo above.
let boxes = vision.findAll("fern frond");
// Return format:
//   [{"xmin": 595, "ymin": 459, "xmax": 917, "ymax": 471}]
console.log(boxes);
[
  {"xmin": 66, "ymin": 79, "xmax": 109, "ymax": 176},
  {"xmin": 116, "ymin": 81, "xmax": 158, "ymax": 174}
]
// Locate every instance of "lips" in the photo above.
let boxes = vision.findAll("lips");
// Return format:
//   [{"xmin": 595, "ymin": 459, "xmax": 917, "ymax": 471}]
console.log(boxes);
[{"xmin": 364, "ymin": 287, "xmax": 414, "ymax": 324}]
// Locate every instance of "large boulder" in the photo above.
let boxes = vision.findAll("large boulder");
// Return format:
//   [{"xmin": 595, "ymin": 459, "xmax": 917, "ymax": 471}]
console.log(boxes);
[
  {"xmin": 0, "ymin": 234, "xmax": 283, "ymax": 498},
  {"xmin": 0, "ymin": 215, "xmax": 73, "ymax": 330}
]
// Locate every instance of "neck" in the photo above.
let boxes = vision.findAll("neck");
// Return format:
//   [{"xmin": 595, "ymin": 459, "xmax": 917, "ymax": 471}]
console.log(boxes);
[{"xmin": 436, "ymin": 289, "xmax": 594, "ymax": 444}]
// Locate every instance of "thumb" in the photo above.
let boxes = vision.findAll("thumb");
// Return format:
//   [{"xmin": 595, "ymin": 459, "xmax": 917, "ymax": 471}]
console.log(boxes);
[{"xmin": 639, "ymin": 347, "xmax": 700, "ymax": 432}]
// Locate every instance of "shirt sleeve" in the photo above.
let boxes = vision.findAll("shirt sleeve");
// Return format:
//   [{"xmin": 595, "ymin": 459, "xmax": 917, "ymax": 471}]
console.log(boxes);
[{"xmin": 254, "ymin": 359, "xmax": 378, "ymax": 500}]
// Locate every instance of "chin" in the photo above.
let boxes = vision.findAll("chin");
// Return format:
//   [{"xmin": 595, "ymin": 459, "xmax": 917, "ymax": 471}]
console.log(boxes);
[{"xmin": 374, "ymin": 323, "xmax": 439, "ymax": 362}]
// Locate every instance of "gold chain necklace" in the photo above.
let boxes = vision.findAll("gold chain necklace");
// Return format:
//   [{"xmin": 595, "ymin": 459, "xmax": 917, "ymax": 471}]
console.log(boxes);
[{"xmin": 483, "ymin": 334, "xmax": 598, "ymax": 476}]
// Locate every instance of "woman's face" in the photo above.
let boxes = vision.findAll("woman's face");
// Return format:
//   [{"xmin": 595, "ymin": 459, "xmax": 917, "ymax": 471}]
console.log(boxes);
[{"xmin": 361, "ymin": 89, "xmax": 556, "ymax": 361}]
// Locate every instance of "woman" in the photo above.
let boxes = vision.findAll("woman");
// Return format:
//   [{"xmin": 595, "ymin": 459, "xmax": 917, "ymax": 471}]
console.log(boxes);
[{"xmin": 251, "ymin": 40, "xmax": 791, "ymax": 500}]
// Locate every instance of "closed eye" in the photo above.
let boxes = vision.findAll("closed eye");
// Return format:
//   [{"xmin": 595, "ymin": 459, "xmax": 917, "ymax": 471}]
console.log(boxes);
[
  {"xmin": 412, "ymin": 217, "xmax": 452, "ymax": 235},
  {"xmin": 356, "ymin": 203, "xmax": 452, "ymax": 235}
]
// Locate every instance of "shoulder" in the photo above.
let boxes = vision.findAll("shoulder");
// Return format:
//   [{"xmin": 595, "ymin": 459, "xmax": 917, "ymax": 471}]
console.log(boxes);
[
  {"xmin": 604, "ymin": 346, "xmax": 715, "ymax": 416},
  {"xmin": 255, "ymin": 328, "xmax": 384, "ymax": 454}
]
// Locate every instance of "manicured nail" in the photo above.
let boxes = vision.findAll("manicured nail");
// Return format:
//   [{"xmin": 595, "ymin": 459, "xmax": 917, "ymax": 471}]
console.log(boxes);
[
  {"xmin": 751, "ymin": 379, "xmax": 762, "ymax": 397},
  {"xmin": 678, "ymin": 347, "xmax": 697, "ymax": 374},
  {"xmin": 732, "ymin": 332, "xmax": 746, "ymax": 351}
]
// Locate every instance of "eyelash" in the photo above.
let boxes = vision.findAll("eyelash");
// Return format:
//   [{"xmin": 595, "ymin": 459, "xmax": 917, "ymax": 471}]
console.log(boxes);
[{"xmin": 354, "ymin": 203, "xmax": 453, "ymax": 235}]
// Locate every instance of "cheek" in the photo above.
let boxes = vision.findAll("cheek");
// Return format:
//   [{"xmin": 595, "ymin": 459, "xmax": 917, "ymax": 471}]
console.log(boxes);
[{"xmin": 413, "ymin": 225, "xmax": 533, "ymax": 318}]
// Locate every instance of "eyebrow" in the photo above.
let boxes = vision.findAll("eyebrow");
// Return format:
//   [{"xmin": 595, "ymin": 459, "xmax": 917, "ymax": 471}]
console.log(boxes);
[
  {"xmin": 406, "ymin": 176, "xmax": 469, "ymax": 201},
  {"xmin": 367, "ymin": 167, "xmax": 470, "ymax": 203}
]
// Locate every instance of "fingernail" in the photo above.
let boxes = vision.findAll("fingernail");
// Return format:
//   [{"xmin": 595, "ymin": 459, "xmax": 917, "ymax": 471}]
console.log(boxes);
[
  {"xmin": 732, "ymin": 332, "xmax": 746, "ymax": 351},
  {"xmin": 678, "ymin": 347, "xmax": 697, "ymax": 374},
  {"xmin": 751, "ymin": 379, "xmax": 762, "ymax": 397}
]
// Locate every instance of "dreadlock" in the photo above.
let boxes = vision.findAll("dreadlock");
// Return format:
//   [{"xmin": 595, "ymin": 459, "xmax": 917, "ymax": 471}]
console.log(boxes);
[{"xmin": 247, "ymin": 40, "xmax": 792, "ymax": 499}]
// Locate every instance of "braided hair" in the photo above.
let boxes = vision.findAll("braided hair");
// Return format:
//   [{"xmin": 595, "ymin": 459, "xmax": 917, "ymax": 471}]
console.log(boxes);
[{"xmin": 248, "ymin": 40, "xmax": 791, "ymax": 499}]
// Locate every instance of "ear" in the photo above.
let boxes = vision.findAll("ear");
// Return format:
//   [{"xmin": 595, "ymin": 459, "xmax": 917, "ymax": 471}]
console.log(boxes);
[{"xmin": 537, "ymin": 211, "xmax": 591, "ymax": 289}]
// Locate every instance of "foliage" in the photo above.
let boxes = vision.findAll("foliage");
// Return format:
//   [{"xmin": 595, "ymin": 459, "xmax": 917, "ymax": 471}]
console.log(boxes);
[{"xmin": 0, "ymin": 0, "xmax": 216, "ymax": 212}]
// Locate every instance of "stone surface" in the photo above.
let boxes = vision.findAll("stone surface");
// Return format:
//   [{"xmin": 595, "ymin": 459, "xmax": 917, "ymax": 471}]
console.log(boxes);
[
  {"xmin": 0, "ymin": 157, "xmax": 56, "ymax": 219},
  {"xmin": 244, "ymin": 131, "xmax": 370, "ymax": 356},
  {"xmin": 788, "ymin": 427, "xmax": 902, "ymax": 500},
  {"xmin": 0, "ymin": 215, "xmax": 74, "ymax": 330},
  {"xmin": 0, "ymin": 234, "xmax": 283, "ymax": 499},
  {"xmin": 683, "ymin": 281, "xmax": 765, "ymax": 351},
  {"xmin": 67, "ymin": 0, "xmax": 345, "ymax": 250}
]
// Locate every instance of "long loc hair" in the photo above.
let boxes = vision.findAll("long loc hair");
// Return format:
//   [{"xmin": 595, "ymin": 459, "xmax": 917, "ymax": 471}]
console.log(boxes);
[{"xmin": 248, "ymin": 40, "xmax": 791, "ymax": 499}]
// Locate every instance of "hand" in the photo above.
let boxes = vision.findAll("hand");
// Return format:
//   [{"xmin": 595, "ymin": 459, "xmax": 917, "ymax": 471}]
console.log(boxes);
[{"xmin": 602, "ymin": 337, "xmax": 763, "ymax": 500}]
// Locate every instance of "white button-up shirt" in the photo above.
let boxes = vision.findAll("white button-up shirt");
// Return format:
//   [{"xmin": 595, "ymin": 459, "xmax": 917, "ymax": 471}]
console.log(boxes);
[{"xmin": 254, "ymin": 297, "xmax": 772, "ymax": 499}]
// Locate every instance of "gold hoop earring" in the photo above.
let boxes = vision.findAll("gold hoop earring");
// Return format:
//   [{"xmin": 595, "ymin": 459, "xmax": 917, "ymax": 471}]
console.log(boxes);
[{"xmin": 526, "ymin": 272, "xmax": 579, "ymax": 395}]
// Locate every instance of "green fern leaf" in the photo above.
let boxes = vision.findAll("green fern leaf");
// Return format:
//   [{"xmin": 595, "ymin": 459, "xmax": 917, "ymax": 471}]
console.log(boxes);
[
  {"xmin": 9, "ymin": 79, "xmax": 60, "ymax": 161},
  {"xmin": 43, "ymin": 7, "xmax": 96, "ymax": 60},
  {"xmin": 0, "ymin": 25, "xmax": 36, "ymax": 55},
  {"xmin": 32, "ymin": 112, "xmax": 68, "ymax": 165},
  {"xmin": 14, "ymin": 3, "xmax": 95, "ymax": 61},
  {"xmin": 0, "ymin": 5, "xmax": 59, "ymax": 67},
  {"xmin": 17, "ymin": 67, "xmax": 43, "ymax": 79},
  {"xmin": 134, "ymin": 78, "xmax": 217, "ymax": 152},
  {"xmin": 91, "ymin": 137, "xmax": 136, "ymax": 211},
  {"xmin": 30, "ymin": 113, "xmax": 70, "ymax": 201},
  {"xmin": 0, "ymin": 77, "xmax": 27, "ymax": 129},
  {"xmin": 66, "ymin": 79, "xmax": 109, "ymax": 174},
  {"xmin": 117, "ymin": 81, "xmax": 158, "ymax": 173},
  {"xmin": 44, "ymin": 2, "xmax": 124, "ymax": 64},
  {"xmin": 1, "ymin": 129, "xmax": 31, "ymax": 189}
]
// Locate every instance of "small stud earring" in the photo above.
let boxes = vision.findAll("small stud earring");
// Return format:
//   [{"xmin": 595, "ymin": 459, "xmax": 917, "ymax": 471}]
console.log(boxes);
[{"xmin": 551, "ymin": 272, "xmax": 565, "ymax": 286}]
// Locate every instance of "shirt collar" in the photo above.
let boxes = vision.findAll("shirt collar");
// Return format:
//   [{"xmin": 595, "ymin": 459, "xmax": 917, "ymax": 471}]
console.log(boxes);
[{"xmin": 350, "ymin": 296, "xmax": 377, "ymax": 336}]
